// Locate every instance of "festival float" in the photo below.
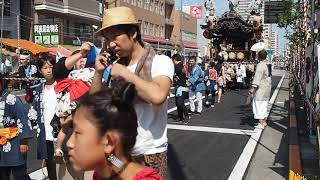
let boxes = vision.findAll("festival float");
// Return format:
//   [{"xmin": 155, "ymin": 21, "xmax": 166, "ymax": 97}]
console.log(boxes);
[{"xmin": 201, "ymin": 0, "xmax": 264, "ymax": 62}]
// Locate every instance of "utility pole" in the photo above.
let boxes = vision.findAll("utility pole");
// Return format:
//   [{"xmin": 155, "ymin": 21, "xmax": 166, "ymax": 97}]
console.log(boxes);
[
  {"xmin": 17, "ymin": 14, "xmax": 20, "ymax": 50},
  {"xmin": 180, "ymin": 0, "xmax": 183, "ymax": 57},
  {"xmin": 310, "ymin": 0, "xmax": 316, "ymax": 136},
  {"xmin": 0, "ymin": 0, "xmax": 5, "ymax": 60}
]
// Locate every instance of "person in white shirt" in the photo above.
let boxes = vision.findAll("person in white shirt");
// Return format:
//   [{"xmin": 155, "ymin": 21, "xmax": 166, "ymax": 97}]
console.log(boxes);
[
  {"xmin": 90, "ymin": 7, "xmax": 174, "ymax": 177},
  {"xmin": 28, "ymin": 56, "xmax": 58, "ymax": 180}
]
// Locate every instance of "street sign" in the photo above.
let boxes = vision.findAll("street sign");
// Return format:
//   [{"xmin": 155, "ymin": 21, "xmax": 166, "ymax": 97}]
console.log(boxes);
[
  {"xmin": 34, "ymin": 24, "xmax": 59, "ymax": 45},
  {"xmin": 264, "ymin": 1, "xmax": 286, "ymax": 24}
]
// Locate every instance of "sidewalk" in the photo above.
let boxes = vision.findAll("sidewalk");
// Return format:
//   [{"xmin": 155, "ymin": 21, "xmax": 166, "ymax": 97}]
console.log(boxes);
[{"xmin": 245, "ymin": 74, "xmax": 289, "ymax": 180}]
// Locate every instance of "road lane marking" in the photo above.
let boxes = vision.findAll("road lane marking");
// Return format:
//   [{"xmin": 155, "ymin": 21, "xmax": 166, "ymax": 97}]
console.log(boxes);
[
  {"xmin": 228, "ymin": 74, "xmax": 285, "ymax": 180},
  {"xmin": 167, "ymin": 96, "xmax": 205, "ymax": 113},
  {"xmin": 29, "ymin": 167, "xmax": 48, "ymax": 180},
  {"xmin": 273, "ymin": 121, "xmax": 288, "ymax": 130},
  {"xmin": 167, "ymin": 124, "xmax": 255, "ymax": 135}
]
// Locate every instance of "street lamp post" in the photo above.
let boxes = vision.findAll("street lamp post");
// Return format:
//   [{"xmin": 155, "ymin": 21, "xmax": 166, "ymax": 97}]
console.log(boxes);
[{"xmin": 0, "ymin": 0, "xmax": 4, "ymax": 59}]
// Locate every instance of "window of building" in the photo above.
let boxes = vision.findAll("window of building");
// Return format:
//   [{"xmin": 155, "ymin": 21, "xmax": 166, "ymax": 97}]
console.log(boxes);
[
  {"xmin": 75, "ymin": 23, "xmax": 92, "ymax": 38},
  {"xmin": 149, "ymin": 23, "xmax": 154, "ymax": 36},
  {"xmin": 160, "ymin": 2, "xmax": 164, "ymax": 15},
  {"xmin": 140, "ymin": 21, "xmax": 144, "ymax": 35},
  {"xmin": 131, "ymin": 0, "xmax": 136, "ymax": 6},
  {"xmin": 137, "ymin": 0, "xmax": 143, "ymax": 8},
  {"xmin": 160, "ymin": 26, "xmax": 164, "ymax": 38},
  {"xmin": 3, "ymin": 0, "xmax": 10, "ymax": 16},
  {"xmin": 144, "ymin": 0, "xmax": 150, "ymax": 9},
  {"xmin": 155, "ymin": 24, "xmax": 159, "ymax": 37},
  {"xmin": 149, "ymin": 0, "xmax": 154, "ymax": 11},
  {"xmin": 144, "ymin": 22, "xmax": 149, "ymax": 35},
  {"xmin": 154, "ymin": 1, "xmax": 159, "ymax": 14}
]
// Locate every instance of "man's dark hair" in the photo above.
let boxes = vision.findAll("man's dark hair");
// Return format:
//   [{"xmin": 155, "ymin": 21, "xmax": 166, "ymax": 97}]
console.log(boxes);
[
  {"xmin": 172, "ymin": 54, "xmax": 182, "ymax": 61},
  {"xmin": 189, "ymin": 56, "xmax": 197, "ymax": 61},
  {"xmin": 114, "ymin": 24, "xmax": 143, "ymax": 46},
  {"xmin": 258, "ymin": 50, "xmax": 267, "ymax": 60}
]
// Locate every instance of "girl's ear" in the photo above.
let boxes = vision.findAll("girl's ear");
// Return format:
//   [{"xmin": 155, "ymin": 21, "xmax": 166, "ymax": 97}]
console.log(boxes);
[{"xmin": 103, "ymin": 131, "xmax": 118, "ymax": 155}]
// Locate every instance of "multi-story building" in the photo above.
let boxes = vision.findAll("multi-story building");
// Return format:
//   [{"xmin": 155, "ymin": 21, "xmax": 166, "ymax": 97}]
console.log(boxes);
[
  {"xmin": 32, "ymin": 0, "xmax": 102, "ymax": 47},
  {"xmin": 238, "ymin": 0, "xmax": 265, "ymax": 22},
  {"xmin": 105, "ymin": 0, "xmax": 197, "ymax": 55},
  {"xmin": 263, "ymin": 24, "xmax": 272, "ymax": 48},
  {"xmin": 171, "ymin": 10, "xmax": 197, "ymax": 56},
  {"xmin": 238, "ymin": 0, "xmax": 271, "ymax": 46},
  {"xmin": 271, "ymin": 31, "xmax": 279, "ymax": 56},
  {"xmin": 1, "ymin": 0, "xmax": 197, "ymax": 55},
  {"xmin": 1, "ymin": 0, "xmax": 21, "ymax": 39}
]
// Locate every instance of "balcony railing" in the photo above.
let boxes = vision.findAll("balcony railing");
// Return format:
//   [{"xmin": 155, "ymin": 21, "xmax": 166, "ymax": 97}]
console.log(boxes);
[
  {"xmin": 164, "ymin": 0, "xmax": 174, "ymax": 5},
  {"xmin": 34, "ymin": 0, "xmax": 101, "ymax": 21}
]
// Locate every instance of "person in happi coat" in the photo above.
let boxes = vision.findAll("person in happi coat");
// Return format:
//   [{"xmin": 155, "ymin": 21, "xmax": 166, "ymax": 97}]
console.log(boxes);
[
  {"xmin": 187, "ymin": 56, "xmax": 206, "ymax": 115},
  {"xmin": 249, "ymin": 50, "xmax": 272, "ymax": 129},
  {"xmin": 0, "ymin": 74, "xmax": 33, "ymax": 180},
  {"xmin": 27, "ymin": 56, "xmax": 58, "ymax": 180}
]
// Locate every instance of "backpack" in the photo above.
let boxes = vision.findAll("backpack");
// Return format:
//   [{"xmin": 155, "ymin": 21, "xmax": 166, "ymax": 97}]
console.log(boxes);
[{"xmin": 208, "ymin": 69, "xmax": 217, "ymax": 81}]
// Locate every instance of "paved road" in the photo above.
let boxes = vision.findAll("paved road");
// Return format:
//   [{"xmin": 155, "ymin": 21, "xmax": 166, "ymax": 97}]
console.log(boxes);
[{"xmin": 25, "ymin": 71, "xmax": 286, "ymax": 180}]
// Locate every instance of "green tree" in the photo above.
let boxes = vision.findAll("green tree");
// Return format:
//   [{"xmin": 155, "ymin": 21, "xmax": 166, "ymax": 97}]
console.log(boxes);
[{"xmin": 276, "ymin": 0, "xmax": 306, "ymax": 44}]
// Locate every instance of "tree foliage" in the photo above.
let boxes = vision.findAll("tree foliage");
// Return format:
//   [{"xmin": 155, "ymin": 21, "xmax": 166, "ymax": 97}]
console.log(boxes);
[{"xmin": 276, "ymin": 0, "xmax": 305, "ymax": 44}]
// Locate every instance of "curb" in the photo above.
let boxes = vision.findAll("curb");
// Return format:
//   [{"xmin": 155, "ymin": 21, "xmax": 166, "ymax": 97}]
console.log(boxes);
[{"xmin": 289, "ymin": 80, "xmax": 303, "ymax": 179}]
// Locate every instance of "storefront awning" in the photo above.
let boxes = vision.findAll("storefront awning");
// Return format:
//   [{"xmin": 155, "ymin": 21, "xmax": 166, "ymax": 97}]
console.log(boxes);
[
  {"xmin": 184, "ymin": 42, "xmax": 198, "ymax": 49},
  {"xmin": 142, "ymin": 35, "xmax": 172, "ymax": 45},
  {"xmin": 0, "ymin": 38, "xmax": 50, "ymax": 55}
]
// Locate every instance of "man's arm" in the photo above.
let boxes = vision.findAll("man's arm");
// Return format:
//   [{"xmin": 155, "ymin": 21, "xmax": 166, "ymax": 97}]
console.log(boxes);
[
  {"xmin": 64, "ymin": 42, "xmax": 92, "ymax": 70},
  {"xmin": 127, "ymin": 73, "xmax": 172, "ymax": 105},
  {"xmin": 90, "ymin": 71, "xmax": 104, "ymax": 94},
  {"xmin": 110, "ymin": 63, "xmax": 172, "ymax": 105}
]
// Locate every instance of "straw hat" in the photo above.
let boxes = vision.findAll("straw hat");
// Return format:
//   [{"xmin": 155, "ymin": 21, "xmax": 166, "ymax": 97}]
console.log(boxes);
[{"xmin": 96, "ymin": 7, "xmax": 140, "ymax": 34}]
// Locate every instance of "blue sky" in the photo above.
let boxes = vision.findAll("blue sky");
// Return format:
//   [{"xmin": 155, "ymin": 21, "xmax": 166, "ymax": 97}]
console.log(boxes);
[{"xmin": 175, "ymin": 0, "xmax": 287, "ymax": 56}]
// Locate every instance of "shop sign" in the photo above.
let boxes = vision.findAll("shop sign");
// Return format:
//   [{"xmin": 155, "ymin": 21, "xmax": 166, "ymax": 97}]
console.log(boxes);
[{"xmin": 34, "ymin": 24, "xmax": 59, "ymax": 45}]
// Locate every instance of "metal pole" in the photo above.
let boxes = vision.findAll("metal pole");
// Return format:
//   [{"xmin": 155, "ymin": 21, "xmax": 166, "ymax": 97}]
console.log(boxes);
[
  {"xmin": 0, "ymin": 0, "xmax": 5, "ymax": 60},
  {"xmin": 180, "ymin": 0, "xmax": 183, "ymax": 57},
  {"xmin": 311, "ymin": 0, "xmax": 316, "ymax": 135}
]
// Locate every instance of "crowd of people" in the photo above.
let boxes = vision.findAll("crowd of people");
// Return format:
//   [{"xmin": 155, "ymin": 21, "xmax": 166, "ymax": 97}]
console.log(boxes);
[{"xmin": 0, "ymin": 6, "xmax": 272, "ymax": 180}]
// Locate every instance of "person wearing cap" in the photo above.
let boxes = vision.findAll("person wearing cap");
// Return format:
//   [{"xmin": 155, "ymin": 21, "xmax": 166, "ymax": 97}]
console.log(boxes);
[
  {"xmin": 90, "ymin": 6, "xmax": 174, "ymax": 177},
  {"xmin": 249, "ymin": 50, "xmax": 272, "ymax": 129},
  {"xmin": 18, "ymin": 54, "xmax": 40, "ymax": 90}
]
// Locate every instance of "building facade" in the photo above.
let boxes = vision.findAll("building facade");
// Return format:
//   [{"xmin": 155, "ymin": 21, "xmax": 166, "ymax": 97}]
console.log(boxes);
[
  {"xmin": 33, "ymin": 0, "xmax": 102, "ymax": 47},
  {"xmin": 1, "ymin": 0, "xmax": 197, "ymax": 55},
  {"xmin": 271, "ymin": 31, "xmax": 279, "ymax": 56},
  {"xmin": 263, "ymin": 24, "xmax": 272, "ymax": 48},
  {"xmin": 0, "ymin": 0, "xmax": 21, "ymax": 39}
]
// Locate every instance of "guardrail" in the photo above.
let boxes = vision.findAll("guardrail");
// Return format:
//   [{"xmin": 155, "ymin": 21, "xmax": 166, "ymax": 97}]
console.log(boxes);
[{"xmin": 289, "ymin": 74, "xmax": 320, "ymax": 180}]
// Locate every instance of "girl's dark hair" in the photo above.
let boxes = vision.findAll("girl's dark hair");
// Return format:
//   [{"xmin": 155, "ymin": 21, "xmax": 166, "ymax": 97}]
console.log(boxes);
[{"xmin": 78, "ymin": 80, "xmax": 137, "ymax": 157}]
